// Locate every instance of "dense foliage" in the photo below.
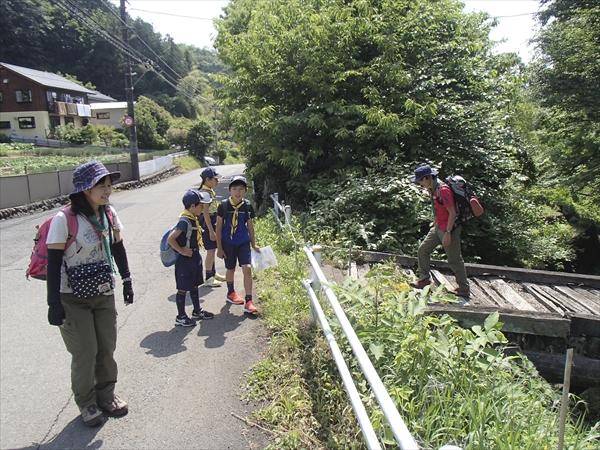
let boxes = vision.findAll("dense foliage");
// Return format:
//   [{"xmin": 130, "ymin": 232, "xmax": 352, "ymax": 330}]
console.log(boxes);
[
  {"xmin": 523, "ymin": 0, "xmax": 600, "ymax": 274},
  {"xmin": 215, "ymin": 0, "xmax": 598, "ymax": 273},
  {"xmin": 214, "ymin": 0, "xmax": 532, "ymax": 265},
  {"xmin": 0, "ymin": 0, "xmax": 227, "ymax": 119}
]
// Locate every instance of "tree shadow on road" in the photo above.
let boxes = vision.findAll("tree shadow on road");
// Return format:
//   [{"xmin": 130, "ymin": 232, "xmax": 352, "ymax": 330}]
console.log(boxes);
[
  {"xmin": 196, "ymin": 302, "xmax": 254, "ymax": 349},
  {"xmin": 139, "ymin": 325, "xmax": 196, "ymax": 358}
]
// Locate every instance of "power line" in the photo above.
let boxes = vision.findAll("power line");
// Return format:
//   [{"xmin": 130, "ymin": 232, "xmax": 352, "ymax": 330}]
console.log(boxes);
[
  {"xmin": 97, "ymin": 0, "xmax": 205, "ymax": 99},
  {"xmin": 130, "ymin": 8, "xmax": 215, "ymax": 21}
]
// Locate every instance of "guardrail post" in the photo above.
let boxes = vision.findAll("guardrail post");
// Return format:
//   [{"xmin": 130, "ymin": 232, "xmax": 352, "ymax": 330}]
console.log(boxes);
[
  {"xmin": 310, "ymin": 245, "xmax": 322, "ymax": 326},
  {"xmin": 284, "ymin": 205, "xmax": 291, "ymax": 228}
]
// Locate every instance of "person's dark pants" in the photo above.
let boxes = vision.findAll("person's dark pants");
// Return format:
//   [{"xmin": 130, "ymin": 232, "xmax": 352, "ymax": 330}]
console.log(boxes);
[
  {"xmin": 59, "ymin": 292, "xmax": 118, "ymax": 409},
  {"xmin": 417, "ymin": 225, "xmax": 469, "ymax": 291}
]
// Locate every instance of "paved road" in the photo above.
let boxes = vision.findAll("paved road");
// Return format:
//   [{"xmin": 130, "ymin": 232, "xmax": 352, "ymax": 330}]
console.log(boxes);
[{"xmin": 0, "ymin": 164, "xmax": 273, "ymax": 450}]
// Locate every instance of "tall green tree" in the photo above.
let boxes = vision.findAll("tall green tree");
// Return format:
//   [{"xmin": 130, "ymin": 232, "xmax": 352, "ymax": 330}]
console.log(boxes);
[
  {"xmin": 523, "ymin": 0, "xmax": 600, "ymax": 273},
  {"xmin": 215, "ymin": 0, "xmax": 530, "ymax": 265},
  {"xmin": 134, "ymin": 96, "xmax": 172, "ymax": 150}
]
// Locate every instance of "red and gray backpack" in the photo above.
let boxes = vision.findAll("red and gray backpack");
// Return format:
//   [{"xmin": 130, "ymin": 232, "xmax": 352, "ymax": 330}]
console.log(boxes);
[
  {"xmin": 433, "ymin": 175, "xmax": 484, "ymax": 231},
  {"xmin": 26, "ymin": 206, "xmax": 114, "ymax": 280}
]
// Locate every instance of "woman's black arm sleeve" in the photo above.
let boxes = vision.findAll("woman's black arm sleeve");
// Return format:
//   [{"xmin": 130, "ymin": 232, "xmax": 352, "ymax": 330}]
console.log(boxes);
[
  {"xmin": 46, "ymin": 249, "xmax": 65, "ymax": 326},
  {"xmin": 111, "ymin": 239, "xmax": 131, "ymax": 279}
]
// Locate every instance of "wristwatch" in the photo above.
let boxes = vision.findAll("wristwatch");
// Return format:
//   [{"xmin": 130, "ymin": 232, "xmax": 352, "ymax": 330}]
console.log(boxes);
[{"xmin": 444, "ymin": 230, "xmax": 451, "ymax": 234}]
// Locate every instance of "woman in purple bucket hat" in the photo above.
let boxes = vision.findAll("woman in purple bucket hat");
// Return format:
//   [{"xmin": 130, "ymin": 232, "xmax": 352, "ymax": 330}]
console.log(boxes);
[{"xmin": 45, "ymin": 160, "xmax": 134, "ymax": 426}]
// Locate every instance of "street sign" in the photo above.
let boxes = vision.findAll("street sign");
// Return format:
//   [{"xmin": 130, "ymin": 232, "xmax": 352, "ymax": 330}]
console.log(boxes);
[{"xmin": 124, "ymin": 116, "xmax": 134, "ymax": 127}]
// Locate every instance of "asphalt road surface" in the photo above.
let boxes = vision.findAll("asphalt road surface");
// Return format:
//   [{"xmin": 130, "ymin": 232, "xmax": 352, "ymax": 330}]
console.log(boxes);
[{"xmin": 0, "ymin": 164, "xmax": 273, "ymax": 449}]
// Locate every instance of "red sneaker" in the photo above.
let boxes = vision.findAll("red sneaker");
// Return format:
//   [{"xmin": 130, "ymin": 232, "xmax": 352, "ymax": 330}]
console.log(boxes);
[
  {"xmin": 244, "ymin": 300, "xmax": 258, "ymax": 314},
  {"xmin": 226, "ymin": 291, "xmax": 244, "ymax": 305},
  {"xmin": 408, "ymin": 279, "xmax": 430, "ymax": 289}
]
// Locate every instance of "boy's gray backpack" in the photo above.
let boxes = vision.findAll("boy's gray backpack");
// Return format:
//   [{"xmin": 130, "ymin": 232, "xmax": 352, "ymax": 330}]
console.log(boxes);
[{"xmin": 159, "ymin": 218, "xmax": 195, "ymax": 267}]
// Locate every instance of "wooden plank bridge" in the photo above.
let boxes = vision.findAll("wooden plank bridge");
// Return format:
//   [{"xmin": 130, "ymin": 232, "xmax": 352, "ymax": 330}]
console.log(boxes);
[{"xmin": 320, "ymin": 249, "xmax": 600, "ymax": 388}]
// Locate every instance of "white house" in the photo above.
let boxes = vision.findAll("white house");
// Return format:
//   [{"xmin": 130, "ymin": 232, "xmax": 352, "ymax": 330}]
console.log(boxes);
[{"xmin": 89, "ymin": 102, "xmax": 130, "ymax": 129}]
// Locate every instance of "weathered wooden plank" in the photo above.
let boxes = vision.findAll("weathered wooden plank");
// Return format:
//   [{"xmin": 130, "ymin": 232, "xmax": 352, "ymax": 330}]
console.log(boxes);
[
  {"xmin": 523, "ymin": 283, "xmax": 568, "ymax": 315},
  {"xmin": 535, "ymin": 284, "xmax": 587, "ymax": 314},
  {"xmin": 489, "ymin": 278, "xmax": 538, "ymax": 312},
  {"xmin": 426, "ymin": 304, "xmax": 570, "ymax": 338},
  {"xmin": 503, "ymin": 348, "xmax": 600, "ymax": 388},
  {"xmin": 354, "ymin": 249, "xmax": 600, "ymax": 287},
  {"xmin": 431, "ymin": 269, "xmax": 453, "ymax": 290},
  {"xmin": 553, "ymin": 286, "xmax": 598, "ymax": 316},
  {"xmin": 472, "ymin": 278, "xmax": 515, "ymax": 309},
  {"xmin": 572, "ymin": 287, "xmax": 600, "ymax": 313},
  {"xmin": 573, "ymin": 287, "xmax": 600, "ymax": 303},
  {"xmin": 464, "ymin": 281, "xmax": 496, "ymax": 308}
]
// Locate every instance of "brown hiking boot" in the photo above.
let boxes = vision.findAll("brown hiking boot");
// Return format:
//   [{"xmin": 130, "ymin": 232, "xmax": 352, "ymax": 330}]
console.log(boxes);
[
  {"xmin": 98, "ymin": 395, "xmax": 128, "ymax": 417},
  {"xmin": 80, "ymin": 404, "xmax": 103, "ymax": 426}
]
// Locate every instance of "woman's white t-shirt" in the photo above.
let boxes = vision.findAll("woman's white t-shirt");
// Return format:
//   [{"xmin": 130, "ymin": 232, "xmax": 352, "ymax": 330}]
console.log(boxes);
[{"xmin": 46, "ymin": 206, "xmax": 123, "ymax": 294}]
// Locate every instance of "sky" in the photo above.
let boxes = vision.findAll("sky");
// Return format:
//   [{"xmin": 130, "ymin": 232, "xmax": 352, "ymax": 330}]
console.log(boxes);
[{"xmin": 110, "ymin": 0, "xmax": 541, "ymax": 62}]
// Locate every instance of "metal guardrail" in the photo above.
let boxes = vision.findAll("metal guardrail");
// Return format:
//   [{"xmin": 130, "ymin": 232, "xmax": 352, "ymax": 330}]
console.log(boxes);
[
  {"xmin": 270, "ymin": 193, "xmax": 463, "ymax": 450},
  {"xmin": 304, "ymin": 245, "xmax": 420, "ymax": 450}
]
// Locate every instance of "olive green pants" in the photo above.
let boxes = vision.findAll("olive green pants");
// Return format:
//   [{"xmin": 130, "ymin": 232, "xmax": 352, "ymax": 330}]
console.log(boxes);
[
  {"xmin": 59, "ymin": 292, "xmax": 118, "ymax": 409},
  {"xmin": 417, "ymin": 225, "xmax": 469, "ymax": 291}
]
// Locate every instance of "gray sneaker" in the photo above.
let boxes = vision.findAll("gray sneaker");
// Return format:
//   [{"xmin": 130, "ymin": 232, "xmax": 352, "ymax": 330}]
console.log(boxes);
[
  {"xmin": 80, "ymin": 404, "xmax": 103, "ymax": 426},
  {"xmin": 98, "ymin": 395, "xmax": 128, "ymax": 417}
]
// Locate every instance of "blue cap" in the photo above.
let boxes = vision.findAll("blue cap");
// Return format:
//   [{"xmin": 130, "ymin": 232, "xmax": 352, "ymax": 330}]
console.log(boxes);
[
  {"xmin": 182, "ymin": 189, "xmax": 211, "ymax": 208},
  {"xmin": 201, "ymin": 167, "xmax": 223, "ymax": 179},
  {"xmin": 72, "ymin": 160, "xmax": 121, "ymax": 194},
  {"xmin": 228, "ymin": 175, "xmax": 247, "ymax": 188},
  {"xmin": 410, "ymin": 164, "xmax": 438, "ymax": 182}
]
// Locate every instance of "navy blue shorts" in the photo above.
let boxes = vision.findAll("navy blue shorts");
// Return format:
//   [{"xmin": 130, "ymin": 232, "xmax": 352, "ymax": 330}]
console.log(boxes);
[
  {"xmin": 222, "ymin": 241, "xmax": 251, "ymax": 270},
  {"xmin": 201, "ymin": 215, "xmax": 218, "ymax": 250},
  {"xmin": 174, "ymin": 250, "xmax": 204, "ymax": 291}
]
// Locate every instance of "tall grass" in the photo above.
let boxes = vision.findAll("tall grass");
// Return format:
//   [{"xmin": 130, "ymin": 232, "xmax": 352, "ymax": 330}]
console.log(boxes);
[{"xmin": 248, "ymin": 216, "xmax": 600, "ymax": 449}]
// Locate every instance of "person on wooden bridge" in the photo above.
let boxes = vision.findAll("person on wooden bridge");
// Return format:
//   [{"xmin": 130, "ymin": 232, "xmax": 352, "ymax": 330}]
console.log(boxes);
[{"xmin": 409, "ymin": 164, "xmax": 470, "ymax": 297}]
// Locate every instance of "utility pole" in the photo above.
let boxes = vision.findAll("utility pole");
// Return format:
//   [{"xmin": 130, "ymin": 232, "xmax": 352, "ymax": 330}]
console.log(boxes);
[
  {"xmin": 213, "ymin": 105, "xmax": 218, "ymax": 156},
  {"xmin": 120, "ymin": 0, "xmax": 140, "ymax": 181}
]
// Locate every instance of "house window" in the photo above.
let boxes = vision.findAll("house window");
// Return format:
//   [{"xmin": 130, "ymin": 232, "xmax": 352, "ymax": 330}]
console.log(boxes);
[
  {"xmin": 0, "ymin": 91, "xmax": 3, "ymax": 102},
  {"xmin": 64, "ymin": 116, "xmax": 74, "ymax": 125},
  {"xmin": 18, "ymin": 117, "xmax": 35, "ymax": 128},
  {"xmin": 49, "ymin": 116, "xmax": 61, "ymax": 129},
  {"xmin": 0, "ymin": 121, "xmax": 11, "ymax": 129},
  {"xmin": 46, "ymin": 91, "xmax": 57, "ymax": 102},
  {"xmin": 96, "ymin": 112, "xmax": 110, "ymax": 119},
  {"xmin": 15, "ymin": 90, "xmax": 33, "ymax": 103}
]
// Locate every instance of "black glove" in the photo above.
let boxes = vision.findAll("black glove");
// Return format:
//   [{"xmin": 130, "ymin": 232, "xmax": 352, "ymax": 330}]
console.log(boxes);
[
  {"xmin": 111, "ymin": 239, "xmax": 133, "ymax": 304},
  {"xmin": 48, "ymin": 303, "xmax": 66, "ymax": 326},
  {"xmin": 47, "ymin": 249, "xmax": 65, "ymax": 326},
  {"xmin": 123, "ymin": 280, "xmax": 134, "ymax": 305}
]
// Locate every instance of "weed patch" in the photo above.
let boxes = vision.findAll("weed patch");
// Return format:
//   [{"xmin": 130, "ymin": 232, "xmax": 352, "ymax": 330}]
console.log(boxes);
[{"xmin": 246, "ymin": 217, "xmax": 600, "ymax": 449}]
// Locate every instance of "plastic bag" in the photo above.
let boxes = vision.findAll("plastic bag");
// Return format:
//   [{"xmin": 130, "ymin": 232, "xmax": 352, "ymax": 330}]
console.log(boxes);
[{"xmin": 251, "ymin": 245, "xmax": 278, "ymax": 273}]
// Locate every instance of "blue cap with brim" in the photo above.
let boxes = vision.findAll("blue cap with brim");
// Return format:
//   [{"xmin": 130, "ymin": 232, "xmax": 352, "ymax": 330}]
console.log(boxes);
[
  {"xmin": 410, "ymin": 164, "xmax": 438, "ymax": 182},
  {"xmin": 183, "ymin": 189, "xmax": 212, "ymax": 208}
]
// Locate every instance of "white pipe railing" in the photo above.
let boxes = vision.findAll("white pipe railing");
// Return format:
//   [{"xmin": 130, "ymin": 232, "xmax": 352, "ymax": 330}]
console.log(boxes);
[
  {"xmin": 304, "ymin": 245, "xmax": 420, "ymax": 450},
  {"xmin": 302, "ymin": 279, "xmax": 382, "ymax": 450}
]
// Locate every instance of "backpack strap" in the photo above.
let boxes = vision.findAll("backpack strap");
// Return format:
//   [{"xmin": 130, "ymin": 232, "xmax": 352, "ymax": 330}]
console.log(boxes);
[
  {"xmin": 220, "ymin": 198, "xmax": 251, "ymax": 224},
  {"xmin": 177, "ymin": 217, "xmax": 195, "ymax": 248},
  {"xmin": 62, "ymin": 206, "xmax": 78, "ymax": 250}
]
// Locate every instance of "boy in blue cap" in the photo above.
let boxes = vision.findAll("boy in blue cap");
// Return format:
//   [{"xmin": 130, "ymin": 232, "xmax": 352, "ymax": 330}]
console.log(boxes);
[
  {"xmin": 199, "ymin": 167, "xmax": 226, "ymax": 287},
  {"xmin": 167, "ymin": 189, "xmax": 215, "ymax": 326},
  {"xmin": 409, "ymin": 164, "xmax": 470, "ymax": 296},
  {"xmin": 216, "ymin": 175, "xmax": 260, "ymax": 314}
]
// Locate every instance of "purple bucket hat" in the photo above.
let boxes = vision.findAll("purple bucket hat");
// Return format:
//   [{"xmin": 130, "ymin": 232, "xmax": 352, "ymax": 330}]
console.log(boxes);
[{"xmin": 72, "ymin": 161, "xmax": 121, "ymax": 194}]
